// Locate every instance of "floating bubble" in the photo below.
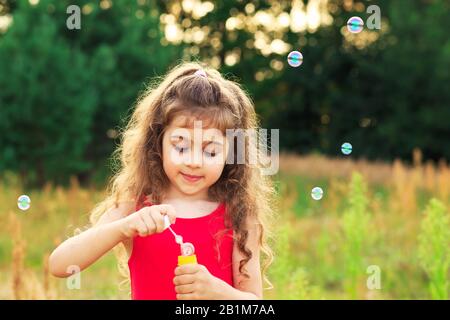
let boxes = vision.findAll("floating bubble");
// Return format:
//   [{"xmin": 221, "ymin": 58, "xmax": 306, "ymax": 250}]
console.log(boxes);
[
  {"xmin": 341, "ymin": 142, "xmax": 353, "ymax": 155},
  {"xmin": 311, "ymin": 187, "xmax": 323, "ymax": 201},
  {"xmin": 287, "ymin": 51, "xmax": 303, "ymax": 67},
  {"xmin": 17, "ymin": 194, "xmax": 31, "ymax": 211},
  {"xmin": 181, "ymin": 242, "xmax": 195, "ymax": 256},
  {"xmin": 347, "ymin": 16, "xmax": 364, "ymax": 33}
]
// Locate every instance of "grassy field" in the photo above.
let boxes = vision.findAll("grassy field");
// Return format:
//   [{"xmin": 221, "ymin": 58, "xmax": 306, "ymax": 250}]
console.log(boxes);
[{"xmin": 0, "ymin": 151, "xmax": 449, "ymax": 299}]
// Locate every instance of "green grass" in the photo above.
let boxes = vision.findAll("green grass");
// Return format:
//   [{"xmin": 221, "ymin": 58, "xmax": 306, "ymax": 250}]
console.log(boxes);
[{"xmin": 418, "ymin": 199, "xmax": 450, "ymax": 299}]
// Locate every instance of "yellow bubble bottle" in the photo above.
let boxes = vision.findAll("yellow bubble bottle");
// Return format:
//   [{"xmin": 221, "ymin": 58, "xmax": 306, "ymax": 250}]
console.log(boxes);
[{"xmin": 178, "ymin": 254, "xmax": 197, "ymax": 266}]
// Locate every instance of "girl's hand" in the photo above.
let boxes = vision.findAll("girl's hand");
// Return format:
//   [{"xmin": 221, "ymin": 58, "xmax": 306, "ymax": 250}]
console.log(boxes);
[
  {"xmin": 119, "ymin": 204, "xmax": 177, "ymax": 238},
  {"xmin": 173, "ymin": 264, "xmax": 225, "ymax": 300}
]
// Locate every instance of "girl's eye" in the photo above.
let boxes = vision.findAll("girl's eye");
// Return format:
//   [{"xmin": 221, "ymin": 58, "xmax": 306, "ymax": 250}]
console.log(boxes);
[
  {"xmin": 173, "ymin": 145, "xmax": 189, "ymax": 153},
  {"xmin": 204, "ymin": 146, "xmax": 220, "ymax": 158},
  {"xmin": 204, "ymin": 150, "xmax": 217, "ymax": 158}
]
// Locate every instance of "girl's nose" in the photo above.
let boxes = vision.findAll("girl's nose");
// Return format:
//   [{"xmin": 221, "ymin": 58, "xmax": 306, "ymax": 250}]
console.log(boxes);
[
  {"xmin": 186, "ymin": 161, "xmax": 201, "ymax": 169},
  {"xmin": 184, "ymin": 149, "xmax": 202, "ymax": 167}
]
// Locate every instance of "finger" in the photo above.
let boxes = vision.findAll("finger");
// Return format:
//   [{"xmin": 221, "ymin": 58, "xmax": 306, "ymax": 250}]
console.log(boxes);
[
  {"xmin": 149, "ymin": 209, "xmax": 165, "ymax": 233},
  {"xmin": 174, "ymin": 283, "xmax": 195, "ymax": 294},
  {"xmin": 175, "ymin": 264, "xmax": 200, "ymax": 276},
  {"xmin": 173, "ymin": 274, "xmax": 196, "ymax": 286},
  {"xmin": 176, "ymin": 293, "xmax": 196, "ymax": 300},
  {"xmin": 158, "ymin": 204, "xmax": 177, "ymax": 224},
  {"xmin": 135, "ymin": 220, "xmax": 149, "ymax": 237},
  {"xmin": 140, "ymin": 210, "xmax": 156, "ymax": 235}
]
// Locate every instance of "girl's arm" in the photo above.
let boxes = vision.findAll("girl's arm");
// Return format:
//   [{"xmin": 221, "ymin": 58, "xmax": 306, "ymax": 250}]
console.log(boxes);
[
  {"xmin": 48, "ymin": 201, "xmax": 135, "ymax": 278},
  {"xmin": 226, "ymin": 215, "xmax": 263, "ymax": 299},
  {"xmin": 49, "ymin": 202, "xmax": 177, "ymax": 278}
]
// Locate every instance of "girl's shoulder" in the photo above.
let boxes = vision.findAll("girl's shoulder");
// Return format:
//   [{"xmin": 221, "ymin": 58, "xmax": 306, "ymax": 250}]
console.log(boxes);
[{"xmin": 96, "ymin": 201, "xmax": 135, "ymax": 226}]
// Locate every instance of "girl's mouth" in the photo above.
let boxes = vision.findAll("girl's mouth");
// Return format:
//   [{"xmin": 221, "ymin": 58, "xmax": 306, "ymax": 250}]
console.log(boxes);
[{"xmin": 180, "ymin": 172, "xmax": 203, "ymax": 183}]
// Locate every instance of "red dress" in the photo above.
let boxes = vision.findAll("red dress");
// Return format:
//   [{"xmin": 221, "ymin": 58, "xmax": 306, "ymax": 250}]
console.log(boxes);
[{"xmin": 128, "ymin": 195, "xmax": 234, "ymax": 300}]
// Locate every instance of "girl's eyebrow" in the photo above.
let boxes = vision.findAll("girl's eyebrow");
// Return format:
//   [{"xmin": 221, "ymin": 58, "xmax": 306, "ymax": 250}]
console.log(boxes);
[
  {"xmin": 203, "ymin": 140, "xmax": 224, "ymax": 147},
  {"xmin": 170, "ymin": 134, "xmax": 189, "ymax": 140},
  {"xmin": 170, "ymin": 134, "xmax": 224, "ymax": 146}
]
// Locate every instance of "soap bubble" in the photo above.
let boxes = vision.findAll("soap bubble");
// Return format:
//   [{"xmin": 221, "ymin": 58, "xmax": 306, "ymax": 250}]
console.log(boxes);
[
  {"xmin": 347, "ymin": 16, "xmax": 364, "ymax": 33},
  {"xmin": 341, "ymin": 142, "xmax": 353, "ymax": 155},
  {"xmin": 287, "ymin": 51, "xmax": 303, "ymax": 67},
  {"xmin": 181, "ymin": 242, "xmax": 195, "ymax": 256},
  {"xmin": 17, "ymin": 194, "xmax": 31, "ymax": 211},
  {"xmin": 311, "ymin": 187, "xmax": 323, "ymax": 201}
]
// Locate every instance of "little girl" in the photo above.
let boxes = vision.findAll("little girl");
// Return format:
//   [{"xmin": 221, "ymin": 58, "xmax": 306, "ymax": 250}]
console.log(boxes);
[{"xmin": 49, "ymin": 62, "xmax": 276, "ymax": 300}]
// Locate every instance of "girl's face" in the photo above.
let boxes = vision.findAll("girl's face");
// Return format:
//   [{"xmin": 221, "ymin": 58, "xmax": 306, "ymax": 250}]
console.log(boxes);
[{"xmin": 161, "ymin": 115, "xmax": 230, "ymax": 201}]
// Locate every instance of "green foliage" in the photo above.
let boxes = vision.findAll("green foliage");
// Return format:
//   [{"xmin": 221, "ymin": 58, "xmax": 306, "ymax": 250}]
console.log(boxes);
[
  {"xmin": 0, "ymin": 0, "xmax": 181, "ymax": 187},
  {"xmin": 286, "ymin": 268, "xmax": 322, "ymax": 300},
  {"xmin": 0, "ymin": 1, "xmax": 97, "ymax": 186},
  {"xmin": 418, "ymin": 198, "xmax": 450, "ymax": 299},
  {"xmin": 341, "ymin": 172, "xmax": 372, "ymax": 299},
  {"xmin": 268, "ymin": 224, "xmax": 291, "ymax": 286},
  {"xmin": 249, "ymin": 0, "xmax": 450, "ymax": 162},
  {"xmin": 1, "ymin": 0, "xmax": 449, "ymax": 185},
  {"xmin": 269, "ymin": 224, "xmax": 322, "ymax": 299}
]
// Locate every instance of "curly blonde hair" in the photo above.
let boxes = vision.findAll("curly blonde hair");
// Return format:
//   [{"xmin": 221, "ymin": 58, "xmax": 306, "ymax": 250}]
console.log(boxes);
[{"xmin": 89, "ymin": 61, "xmax": 276, "ymax": 294}]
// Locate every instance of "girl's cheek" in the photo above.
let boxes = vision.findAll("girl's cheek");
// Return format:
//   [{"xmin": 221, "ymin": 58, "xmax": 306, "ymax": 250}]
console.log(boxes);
[
  {"xmin": 167, "ymin": 148, "xmax": 188, "ymax": 166},
  {"xmin": 203, "ymin": 162, "xmax": 225, "ymax": 177},
  {"xmin": 170, "ymin": 153, "xmax": 183, "ymax": 166},
  {"xmin": 204, "ymin": 151, "xmax": 227, "ymax": 165}
]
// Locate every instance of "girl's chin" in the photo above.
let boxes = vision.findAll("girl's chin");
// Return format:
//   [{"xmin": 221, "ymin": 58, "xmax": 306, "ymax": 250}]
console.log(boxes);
[{"xmin": 180, "ymin": 184, "xmax": 203, "ymax": 193}]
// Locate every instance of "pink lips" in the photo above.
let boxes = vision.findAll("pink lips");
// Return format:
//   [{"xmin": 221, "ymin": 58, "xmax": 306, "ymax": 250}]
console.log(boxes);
[{"xmin": 180, "ymin": 172, "xmax": 203, "ymax": 183}]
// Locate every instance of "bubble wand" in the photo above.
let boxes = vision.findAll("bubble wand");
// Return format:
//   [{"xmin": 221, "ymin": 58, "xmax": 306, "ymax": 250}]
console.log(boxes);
[{"xmin": 164, "ymin": 216, "xmax": 197, "ymax": 266}]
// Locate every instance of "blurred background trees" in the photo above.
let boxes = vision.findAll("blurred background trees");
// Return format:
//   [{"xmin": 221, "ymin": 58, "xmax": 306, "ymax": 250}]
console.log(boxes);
[{"xmin": 0, "ymin": 0, "xmax": 449, "ymax": 187}]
